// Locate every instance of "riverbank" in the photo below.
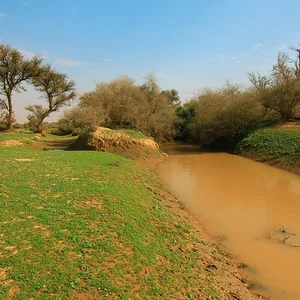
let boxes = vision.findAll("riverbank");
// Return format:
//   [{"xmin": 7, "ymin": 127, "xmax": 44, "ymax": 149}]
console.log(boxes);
[
  {"xmin": 236, "ymin": 123, "xmax": 300, "ymax": 176},
  {"xmin": 0, "ymin": 130, "xmax": 260, "ymax": 299}
]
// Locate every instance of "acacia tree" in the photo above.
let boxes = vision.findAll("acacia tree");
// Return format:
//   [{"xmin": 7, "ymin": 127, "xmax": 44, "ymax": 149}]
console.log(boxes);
[
  {"xmin": 0, "ymin": 44, "xmax": 41, "ymax": 130},
  {"xmin": 161, "ymin": 89, "xmax": 181, "ymax": 105},
  {"xmin": 26, "ymin": 64, "xmax": 76, "ymax": 133}
]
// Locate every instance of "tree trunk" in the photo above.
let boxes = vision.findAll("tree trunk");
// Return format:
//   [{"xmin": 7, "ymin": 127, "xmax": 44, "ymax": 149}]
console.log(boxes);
[
  {"xmin": 6, "ymin": 93, "xmax": 14, "ymax": 131},
  {"xmin": 36, "ymin": 115, "xmax": 47, "ymax": 135}
]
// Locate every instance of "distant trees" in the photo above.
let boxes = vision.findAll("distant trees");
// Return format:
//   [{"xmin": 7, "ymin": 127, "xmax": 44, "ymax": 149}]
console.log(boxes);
[
  {"xmin": 57, "ymin": 74, "xmax": 178, "ymax": 141},
  {"xmin": 2, "ymin": 42, "xmax": 300, "ymax": 147},
  {"xmin": 0, "ymin": 44, "xmax": 42, "ymax": 130}
]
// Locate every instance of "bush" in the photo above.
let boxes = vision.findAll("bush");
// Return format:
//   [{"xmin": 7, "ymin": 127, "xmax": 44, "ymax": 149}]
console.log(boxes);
[
  {"xmin": 182, "ymin": 83, "xmax": 264, "ymax": 148},
  {"xmin": 58, "ymin": 74, "xmax": 178, "ymax": 142}
]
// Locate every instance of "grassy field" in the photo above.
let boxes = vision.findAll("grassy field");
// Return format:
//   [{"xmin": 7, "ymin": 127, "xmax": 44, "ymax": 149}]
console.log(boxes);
[
  {"xmin": 237, "ymin": 127, "xmax": 300, "ymax": 172},
  {"xmin": 0, "ymin": 131, "xmax": 236, "ymax": 299}
]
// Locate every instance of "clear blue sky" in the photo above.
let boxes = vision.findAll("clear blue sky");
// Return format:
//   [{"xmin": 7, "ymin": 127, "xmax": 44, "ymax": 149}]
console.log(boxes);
[{"xmin": 1, "ymin": 0, "xmax": 300, "ymax": 122}]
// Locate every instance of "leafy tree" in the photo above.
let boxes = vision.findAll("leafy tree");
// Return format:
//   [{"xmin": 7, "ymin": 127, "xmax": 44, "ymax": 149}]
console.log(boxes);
[
  {"xmin": 175, "ymin": 100, "xmax": 196, "ymax": 140},
  {"xmin": 27, "ymin": 64, "xmax": 76, "ymax": 133},
  {"xmin": 0, "ymin": 44, "xmax": 42, "ymax": 130},
  {"xmin": 161, "ymin": 89, "xmax": 181, "ymax": 105},
  {"xmin": 26, "ymin": 104, "xmax": 47, "ymax": 133}
]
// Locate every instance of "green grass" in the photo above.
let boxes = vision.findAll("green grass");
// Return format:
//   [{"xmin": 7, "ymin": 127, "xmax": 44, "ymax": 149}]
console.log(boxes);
[
  {"xmin": 120, "ymin": 129, "xmax": 151, "ymax": 140},
  {"xmin": 102, "ymin": 128, "xmax": 150, "ymax": 140},
  {"xmin": 237, "ymin": 128, "xmax": 300, "ymax": 164},
  {"xmin": 0, "ymin": 130, "xmax": 77, "ymax": 146},
  {"xmin": 0, "ymin": 130, "xmax": 36, "ymax": 144},
  {"xmin": 0, "ymin": 136, "xmax": 222, "ymax": 299}
]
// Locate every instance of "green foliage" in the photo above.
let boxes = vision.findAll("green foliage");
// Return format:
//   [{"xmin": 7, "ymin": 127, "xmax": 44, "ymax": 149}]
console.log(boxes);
[
  {"xmin": 0, "ymin": 44, "xmax": 75, "ymax": 132},
  {"xmin": 25, "ymin": 104, "xmax": 47, "ymax": 133},
  {"xmin": 175, "ymin": 100, "xmax": 196, "ymax": 140},
  {"xmin": 0, "ymin": 44, "xmax": 42, "ymax": 130},
  {"xmin": 0, "ymin": 130, "xmax": 77, "ymax": 146},
  {"xmin": 161, "ymin": 89, "xmax": 181, "ymax": 105},
  {"xmin": 27, "ymin": 64, "xmax": 76, "ymax": 133},
  {"xmin": 237, "ymin": 127, "xmax": 300, "ymax": 163},
  {"xmin": 118, "ymin": 128, "xmax": 150, "ymax": 139}
]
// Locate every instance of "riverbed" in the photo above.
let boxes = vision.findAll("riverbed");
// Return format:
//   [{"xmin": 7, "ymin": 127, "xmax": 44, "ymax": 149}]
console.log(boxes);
[{"xmin": 155, "ymin": 143, "xmax": 300, "ymax": 300}]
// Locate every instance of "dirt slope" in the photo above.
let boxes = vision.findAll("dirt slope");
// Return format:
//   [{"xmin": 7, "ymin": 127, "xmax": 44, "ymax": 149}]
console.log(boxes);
[{"xmin": 71, "ymin": 127, "xmax": 167, "ymax": 168}]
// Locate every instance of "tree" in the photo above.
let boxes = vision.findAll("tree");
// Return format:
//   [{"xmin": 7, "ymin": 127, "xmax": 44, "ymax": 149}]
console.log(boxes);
[
  {"xmin": 249, "ymin": 51, "xmax": 300, "ymax": 121},
  {"xmin": 161, "ymin": 89, "xmax": 181, "ymax": 105},
  {"xmin": 138, "ymin": 74, "xmax": 178, "ymax": 141},
  {"xmin": 183, "ymin": 84, "xmax": 262, "ymax": 146},
  {"xmin": 55, "ymin": 99, "xmax": 108, "ymax": 135},
  {"xmin": 28, "ymin": 64, "xmax": 76, "ymax": 133},
  {"xmin": 175, "ymin": 100, "xmax": 196, "ymax": 140},
  {"xmin": 289, "ymin": 44, "xmax": 300, "ymax": 77},
  {"xmin": 66, "ymin": 74, "xmax": 178, "ymax": 141},
  {"xmin": 25, "ymin": 105, "xmax": 47, "ymax": 133},
  {"xmin": 0, "ymin": 44, "xmax": 42, "ymax": 130}
]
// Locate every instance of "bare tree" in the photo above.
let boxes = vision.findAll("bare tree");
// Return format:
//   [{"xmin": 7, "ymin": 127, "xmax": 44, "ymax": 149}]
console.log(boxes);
[
  {"xmin": 289, "ymin": 44, "xmax": 300, "ymax": 77},
  {"xmin": 0, "ymin": 44, "xmax": 42, "ymax": 130},
  {"xmin": 249, "ymin": 51, "xmax": 300, "ymax": 121}
]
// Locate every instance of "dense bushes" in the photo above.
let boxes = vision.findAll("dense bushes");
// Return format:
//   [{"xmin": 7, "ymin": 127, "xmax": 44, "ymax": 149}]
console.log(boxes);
[
  {"xmin": 175, "ymin": 84, "xmax": 264, "ymax": 147},
  {"xmin": 57, "ymin": 74, "xmax": 178, "ymax": 142},
  {"xmin": 174, "ymin": 49, "xmax": 300, "ymax": 148}
]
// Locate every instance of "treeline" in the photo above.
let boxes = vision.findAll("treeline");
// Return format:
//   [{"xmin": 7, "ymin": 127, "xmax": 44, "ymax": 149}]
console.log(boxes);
[
  {"xmin": 1, "ymin": 43, "xmax": 300, "ymax": 147},
  {"xmin": 181, "ymin": 48, "xmax": 300, "ymax": 148}
]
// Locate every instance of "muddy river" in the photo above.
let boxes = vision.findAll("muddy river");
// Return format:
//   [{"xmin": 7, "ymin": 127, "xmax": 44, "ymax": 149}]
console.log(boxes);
[{"xmin": 155, "ymin": 143, "xmax": 300, "ymax": 300}]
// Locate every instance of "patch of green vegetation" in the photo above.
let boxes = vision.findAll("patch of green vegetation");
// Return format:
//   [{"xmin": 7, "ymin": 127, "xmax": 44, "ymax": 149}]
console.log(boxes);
[
  {"xmin": 0, "ymin": 135, "xmax": 222, "ymax": 299},
  {"xmin": 237, "ymin": 128, "xmax": 300, "ymax": 164},
  {"xmin": 0, "ymin": 130, "xmax": 35, "ymax": 144},
  {"xmin": 120, "ymin": 129, "xmax": 151, "ymax": 139},
  {"xmin": 0, "ymin": 130, "xmax": 77, "ymax": 146},
  {"xmin": 103, "ymin": 128, "xmax": 150, "ymax": 140}
]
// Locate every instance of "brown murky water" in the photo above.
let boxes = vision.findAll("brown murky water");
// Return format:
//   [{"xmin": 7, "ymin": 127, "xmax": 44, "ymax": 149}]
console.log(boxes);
[{"xmin": 155, "ymin": 144, "xmax": 300, "ymax": 300}]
